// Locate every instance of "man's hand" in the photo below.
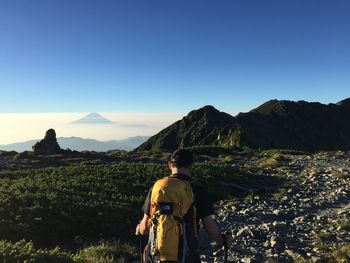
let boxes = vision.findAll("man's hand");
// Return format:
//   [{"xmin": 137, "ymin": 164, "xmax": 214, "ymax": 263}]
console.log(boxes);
[
  {"xmin": 135, "ymin": 224, "xmax": 141, "ymax": 235},
  {"xmin": 202, "ymin": 216, "xmax": 232, "ymax": 248},
  {"xmin": 135, "ymin": 214, "xmax": 149, "ymax": 236}
]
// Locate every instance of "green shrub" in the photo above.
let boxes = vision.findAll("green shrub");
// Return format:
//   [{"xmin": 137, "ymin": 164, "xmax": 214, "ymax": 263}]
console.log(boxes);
[
  {"xmin": 260, "ymin": 149, "xmax": 305, "ymax": 155},
  {"xmin": 74, "ymin": 241, "xmax": 137, "ymax": 263},
  {"xmin": 0, "ymin": 163, "xmax": 164, "ymax": 246},
  {"xmin": 336, "ymin": 219, "xmax": 350, "ymax": 230},
  {"xmin": 184, "ymin": 145, "xmax": 233, "ymax": 157},
  {"xmin": 326, "ymin": 245, "xmax": 350, "ymax": 262},
  {"xmin": 0, "ymin": 240, "xmax": 138, "ymax": 263},
  {"xmin": 317, "ymin": 232, "xmax": 336, "ymax": 242},
  {"xmin": 331, "ymin": 171, "xmax": 349, "ymax": 179},
  {"xmin": 258, "ymin": 157, "xmax": 280, "ymax": 168},
  {"xmin": 0, "ymin": 239, "xmax": 73, "ymax": 263}
]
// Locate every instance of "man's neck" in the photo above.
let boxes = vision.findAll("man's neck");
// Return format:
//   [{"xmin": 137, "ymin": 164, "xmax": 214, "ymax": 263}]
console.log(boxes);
[{"xmin": 171, "ymin": 168, "xmax": 190, "ymax": 176}]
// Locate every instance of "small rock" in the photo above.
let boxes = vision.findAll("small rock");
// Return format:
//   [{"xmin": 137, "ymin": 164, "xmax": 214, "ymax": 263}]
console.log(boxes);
[
  {"xmin": 236, "ymin": 226, "xmax": 254, "ymax": 237},
  {"xmin": 272, "ymin": 209, "xmax": 280, "ymax": 215},
  {"xmin": 285, "ymin": 249, "xmax": 295, "ymax": 258},
  {"xmin": 270, "ymin": 235, "xmax": 277, "ymax": 248}
]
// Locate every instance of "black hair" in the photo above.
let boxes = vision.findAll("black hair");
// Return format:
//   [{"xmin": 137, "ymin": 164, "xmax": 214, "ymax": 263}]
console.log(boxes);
[{"xmin": 169, "ymin": 149, "xmax": 193, "ymax": 168}]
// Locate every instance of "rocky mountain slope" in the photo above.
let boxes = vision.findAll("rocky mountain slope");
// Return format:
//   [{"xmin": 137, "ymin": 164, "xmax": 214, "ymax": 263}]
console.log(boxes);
[
  {"xmin": 136, "ymin": 98, "xmax": 350, "ymax": 152},
  {"xmin": 136, "ymin": 105, "xmax": 237, "ymax": 151},
  {"xmin": 201, "ymin": 151, "xmax": 350, "ymax": 262}
]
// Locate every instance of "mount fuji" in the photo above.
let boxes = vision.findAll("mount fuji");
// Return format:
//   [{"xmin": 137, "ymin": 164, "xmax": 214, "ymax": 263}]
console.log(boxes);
[{"xmin": 70, "ymin": 113, "xmax": 113, "ymax": 124}]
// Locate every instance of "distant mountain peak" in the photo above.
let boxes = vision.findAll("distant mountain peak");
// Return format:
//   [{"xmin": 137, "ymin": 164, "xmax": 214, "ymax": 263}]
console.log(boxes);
[
  {"xmin": 250, "ymin": 99, "xmax": 294, "ymax": 114},
  {"xmin": 191, "ymin": 105, "xmax": 219, "ymax": 114},
  {"xmin": 199, "ymin": 105, "xmax": 217, "ymax": 112},
  {"xmin": 186, "ymin": 105, "xmax": 233, "ymax": 122},
  {"xmin": 85, "ymin": 112, "xmax": 105, "ymax": 118},
  {"xmin": 70, "ymin": 113, "xmax": 113, "ymax": 124}
]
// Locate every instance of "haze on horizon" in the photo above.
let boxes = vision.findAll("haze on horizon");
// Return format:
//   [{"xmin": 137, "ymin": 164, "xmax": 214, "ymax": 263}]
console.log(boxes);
[{"xmin": 0, "ymin": 112, "xmax": 187, "ymax": 145}]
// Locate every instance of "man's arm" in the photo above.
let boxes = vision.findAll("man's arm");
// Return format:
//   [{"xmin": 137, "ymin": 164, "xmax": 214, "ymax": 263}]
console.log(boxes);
[
  {"xmin": 135, "ymin": 213, "xmax": 150, "ymax": 235},
  {"xmin": 136, "ymin": 188, "xmax": 152, "ymax": 236},
  {"xmin": 194, "ymin": 185, "xmax": 230, "ymax": 247},
  {"xmin": 202, "ymin": 215, "xmax": 224, "ymax": 246}
]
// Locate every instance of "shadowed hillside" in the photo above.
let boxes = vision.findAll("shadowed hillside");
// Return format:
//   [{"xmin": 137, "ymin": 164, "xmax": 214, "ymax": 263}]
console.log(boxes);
[{"xmin": 136, "ymin": 98, "xmax": 350, "ymax": 152}]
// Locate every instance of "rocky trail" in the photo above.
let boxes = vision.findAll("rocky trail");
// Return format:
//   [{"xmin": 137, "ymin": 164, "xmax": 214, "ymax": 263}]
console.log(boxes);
[{"xmin": 201, "ymin": 151, "xmax": 350, "ymax": 262}]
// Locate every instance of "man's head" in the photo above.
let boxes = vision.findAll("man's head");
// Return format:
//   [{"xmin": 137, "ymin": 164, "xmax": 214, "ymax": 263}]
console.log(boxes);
[{"xmin": 168, "ymin": 149, "xmax": 193, "ymax": 174}]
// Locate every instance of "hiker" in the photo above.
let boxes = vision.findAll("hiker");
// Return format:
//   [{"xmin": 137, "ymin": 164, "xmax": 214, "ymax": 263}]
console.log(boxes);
[{"xmin": 135, "ymin": 149, "xmax": 231, "ymax": 263}]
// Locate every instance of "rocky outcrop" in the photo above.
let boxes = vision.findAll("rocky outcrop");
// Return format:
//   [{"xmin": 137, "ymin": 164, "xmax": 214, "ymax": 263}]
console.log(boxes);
[
  {"xmin": 136, "ymin": 97, "xmax": 350, "ymax": 152},
  {"xmin": 32, "ymin": 129, "xmax": 62, "ymax": 155}
]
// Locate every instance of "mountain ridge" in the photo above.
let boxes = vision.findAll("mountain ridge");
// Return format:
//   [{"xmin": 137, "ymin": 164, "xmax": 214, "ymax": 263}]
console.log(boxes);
[{"xmin": 136, "ymin": 97, "xmax": 350, "ymax": 152}]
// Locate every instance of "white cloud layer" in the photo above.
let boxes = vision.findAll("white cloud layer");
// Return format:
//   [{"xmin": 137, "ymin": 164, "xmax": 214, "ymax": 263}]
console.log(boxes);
[{"xmin": 0, "ymin": 112, "xmax": 184, "ymax": 144}]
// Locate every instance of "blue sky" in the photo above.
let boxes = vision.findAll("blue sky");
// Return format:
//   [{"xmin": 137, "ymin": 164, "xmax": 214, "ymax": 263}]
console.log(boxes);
[{"xmin": 1, "ymin": 0, "xmax": 349, "ymax": 113}]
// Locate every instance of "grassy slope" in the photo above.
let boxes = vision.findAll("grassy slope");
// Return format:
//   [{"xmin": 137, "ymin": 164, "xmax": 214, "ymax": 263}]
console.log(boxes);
[{"xmin": 0, "ymin": 149, "xmax": 297, "ymax": 262}]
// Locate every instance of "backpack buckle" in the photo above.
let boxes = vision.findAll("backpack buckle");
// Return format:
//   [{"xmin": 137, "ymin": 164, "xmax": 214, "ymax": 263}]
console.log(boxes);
[{"xmin": 158, "ymin": 202, "xmax": 174, "ymax": 215}]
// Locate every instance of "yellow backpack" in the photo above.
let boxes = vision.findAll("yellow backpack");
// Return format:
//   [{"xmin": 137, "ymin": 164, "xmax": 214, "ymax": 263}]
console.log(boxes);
[{"xmin": 146, "ymin": 176, "xmax": 198, "ymax": 262}]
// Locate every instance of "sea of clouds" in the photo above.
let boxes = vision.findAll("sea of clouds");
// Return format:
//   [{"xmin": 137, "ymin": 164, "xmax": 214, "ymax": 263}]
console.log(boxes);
[{"xmin": 0, "ymin": 112, "xmax": 184, "ymax": 144}]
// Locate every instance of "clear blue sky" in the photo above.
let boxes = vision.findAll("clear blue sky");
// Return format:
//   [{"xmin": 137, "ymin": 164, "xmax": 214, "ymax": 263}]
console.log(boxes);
[{"xmin": 1, "ymin": 0, "xmax": 349, "ymax": 113}]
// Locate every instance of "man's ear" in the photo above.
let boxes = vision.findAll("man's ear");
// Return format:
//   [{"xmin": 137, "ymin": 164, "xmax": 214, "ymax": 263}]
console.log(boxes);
[{"xmin": 168, "ymin": 161, "xmax": 172, "ymax": 170}]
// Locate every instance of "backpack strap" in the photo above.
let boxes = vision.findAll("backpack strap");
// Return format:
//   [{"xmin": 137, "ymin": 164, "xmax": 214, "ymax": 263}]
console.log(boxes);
[
  {"xmin": 181, "ymin": 222, "xmax": 188, "ymax": 263},
  {"xmin": 146, "ymin": 222, "xmax": 159, "ymax": 263}
]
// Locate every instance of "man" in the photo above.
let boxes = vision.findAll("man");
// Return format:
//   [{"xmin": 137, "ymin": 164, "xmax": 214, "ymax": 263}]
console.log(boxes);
[{"xmin": 136, "ymin": 149, "xmax": 231, "ymax": 263}]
